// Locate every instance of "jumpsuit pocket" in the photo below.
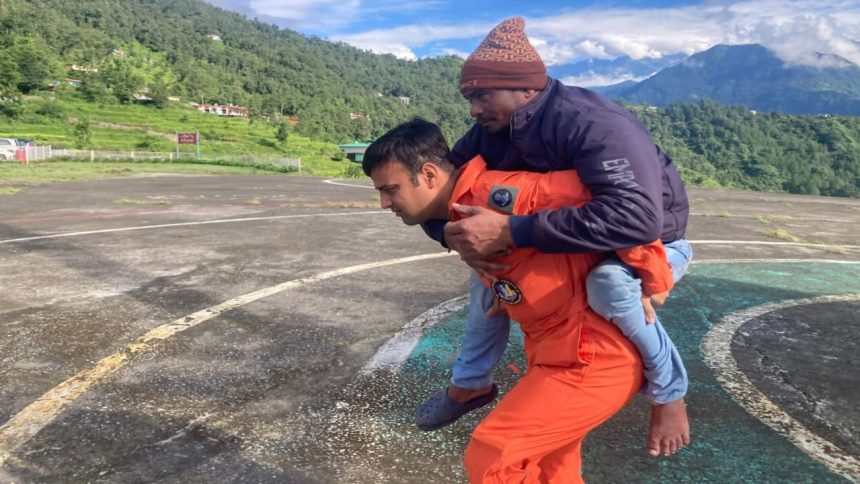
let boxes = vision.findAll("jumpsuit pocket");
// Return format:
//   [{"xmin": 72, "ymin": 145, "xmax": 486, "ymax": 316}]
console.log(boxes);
[
  {"xmin": 576, "ymin": 324, "xmax": 595, "ymax": 366},
  {"xmin": 524, "ymin": 316, "xmax": 593, "ymax": 383}
]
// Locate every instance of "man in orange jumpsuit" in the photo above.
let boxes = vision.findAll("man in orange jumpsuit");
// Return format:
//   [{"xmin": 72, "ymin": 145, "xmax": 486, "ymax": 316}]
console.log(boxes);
[{"xmin": 363, "ymin": 119, "xmax": 675, "ymax": 482}]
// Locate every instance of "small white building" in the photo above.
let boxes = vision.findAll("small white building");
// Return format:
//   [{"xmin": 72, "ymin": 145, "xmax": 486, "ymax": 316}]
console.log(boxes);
[
  {"xmin": 197, "ymin": 104, "xmax": 249, "ymax": 117},
  {"xmin": 66, "ymin": 64, "xmax": 99, "ymax": 73}
]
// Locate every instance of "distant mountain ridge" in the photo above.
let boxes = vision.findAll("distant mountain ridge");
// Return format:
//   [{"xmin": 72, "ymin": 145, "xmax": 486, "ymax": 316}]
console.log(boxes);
[{"xmin": 595, "ymin": 44, "xmax": 860, "ymax": 115}]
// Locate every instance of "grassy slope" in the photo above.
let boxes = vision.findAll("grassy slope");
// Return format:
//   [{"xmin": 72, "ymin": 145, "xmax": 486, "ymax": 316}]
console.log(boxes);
[{"xmin": 0, "ymin": 95, "xmax": 362, "ymax": 178}]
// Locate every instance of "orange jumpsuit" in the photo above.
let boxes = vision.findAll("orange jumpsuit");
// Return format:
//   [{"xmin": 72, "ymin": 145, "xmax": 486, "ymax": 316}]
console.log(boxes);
[{"xmin": 450, "ymin": 156, "xmax": 673, "ymax": 483}]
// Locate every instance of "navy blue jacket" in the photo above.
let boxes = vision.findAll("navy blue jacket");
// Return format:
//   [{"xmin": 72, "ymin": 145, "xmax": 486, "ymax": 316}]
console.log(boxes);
[{"xmin": 439, "ymin": 78, "xmax": 688, "ymax": 253}]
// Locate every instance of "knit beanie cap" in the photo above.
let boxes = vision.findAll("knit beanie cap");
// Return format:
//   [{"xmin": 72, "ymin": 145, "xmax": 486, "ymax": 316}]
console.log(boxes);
[{"xmin": 459, "ymin": 17, "xmax": 547, "ymax": 94}]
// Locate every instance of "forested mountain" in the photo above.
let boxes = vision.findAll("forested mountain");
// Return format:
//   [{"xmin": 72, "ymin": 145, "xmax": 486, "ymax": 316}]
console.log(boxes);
[
  {"xmin": 629, "ymin": 100, "xmax": 860, "ymax": 197},
  {"xmin": 0, "ymin": 0, "xmax": 472, "ymax": 143},
  {"xmin": 599, "ymin": 44, "xmax": 860, "ymax": 116},
  {"xmin": 0, "ymin": 1, "xmax": 858, "ymax": 197}
]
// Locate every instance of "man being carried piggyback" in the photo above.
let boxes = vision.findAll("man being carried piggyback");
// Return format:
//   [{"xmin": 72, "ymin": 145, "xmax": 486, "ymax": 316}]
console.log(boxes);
[{"xmin": 411, "ymin": 17, "xmax": 694, "ymax": 459}]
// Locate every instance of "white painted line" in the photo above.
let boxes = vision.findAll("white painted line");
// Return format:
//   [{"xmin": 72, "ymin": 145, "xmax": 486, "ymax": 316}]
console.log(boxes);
[
  {"xmin": 690, "ymin": 213, "xmax": 854, "ymax": 223},
  {"xmin": 0, "ymin": 211, "xmax": 387, "ymax": 245},
  {"xmin": 701, "ymin": 294, "xmax": 860, "ymax": 480},
  {"xmin": 323, "ymin": 179, "xmax": 374, "ymax": 189},
  {"xmin": 0, "ymin": 251, "xmax": 457, "ymax": 468},
  {"xmin": 690, "ymin": 240, "xmax": 860, "ymax": 250},
  {"xmin": 693, "ymin": 259, "xmax": 860, "ymax": 265},
  {"xmin": 361, "ymin": 296, "xmax": 468, "ymax": 374},
  {"xmin": 4, "ymin": 216, "xmax": 856, "ymax": 253}
]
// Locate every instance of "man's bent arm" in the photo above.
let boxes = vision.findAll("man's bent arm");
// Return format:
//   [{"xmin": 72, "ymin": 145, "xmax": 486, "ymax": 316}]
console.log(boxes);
[{"xmin": 512, "ymin": 110, "xmax": 664, "ymax": 253}]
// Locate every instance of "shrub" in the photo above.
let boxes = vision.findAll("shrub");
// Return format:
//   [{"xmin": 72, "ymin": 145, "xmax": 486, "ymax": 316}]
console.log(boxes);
[
  {"xmin": 135, "ymin": 136, "xmax": 163, "ymax": 151},
  {"xmin": 344, "ymin": 163, "xmax": 365, "ymax": 179},
  {"xmin": 35, "ymin": 100, "xmax": 65, "ymax": 119},
  {"xmin": 74, "ymin": 118, "xmax": 92, "ymax": 149}
]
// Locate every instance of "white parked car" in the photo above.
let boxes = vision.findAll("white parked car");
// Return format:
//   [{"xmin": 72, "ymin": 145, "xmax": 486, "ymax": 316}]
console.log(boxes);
[{"xmin": 0, "ymin": 138, "xmax": 19, "ymax": 160}]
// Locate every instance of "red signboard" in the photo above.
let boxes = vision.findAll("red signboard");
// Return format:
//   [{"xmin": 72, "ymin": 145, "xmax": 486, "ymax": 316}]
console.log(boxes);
[{"xmin": 177, "ymin": 133, "xmax": 197, "ymax": 144}]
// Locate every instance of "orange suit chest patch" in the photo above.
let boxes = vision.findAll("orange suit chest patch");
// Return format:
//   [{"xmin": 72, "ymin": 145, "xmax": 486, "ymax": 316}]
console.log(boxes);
[{"xmin": 488, "ymin": 185, "xmax": 520, "ymax": 214}]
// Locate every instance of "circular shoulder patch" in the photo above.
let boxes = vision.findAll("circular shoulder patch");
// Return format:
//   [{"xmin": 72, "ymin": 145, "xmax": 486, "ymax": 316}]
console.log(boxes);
[
  {"xmin": 492, "ymin": 278, "xmax": 522, "ymax": 305},
  {"xmin": 491, "ymin": 188, "xmax": 513, "ymax": 208}
]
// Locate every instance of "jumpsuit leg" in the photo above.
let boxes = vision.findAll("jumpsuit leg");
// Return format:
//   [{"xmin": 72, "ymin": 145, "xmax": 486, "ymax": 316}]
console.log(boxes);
[{"xmin": 463, "ymin": 315, "xmax": 643, "ymax": 483}]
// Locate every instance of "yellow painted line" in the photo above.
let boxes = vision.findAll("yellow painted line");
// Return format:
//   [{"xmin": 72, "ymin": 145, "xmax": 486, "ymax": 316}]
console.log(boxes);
[{"xmin": 0, "ymin": 251, "xmax": 456, "ymax": 468}]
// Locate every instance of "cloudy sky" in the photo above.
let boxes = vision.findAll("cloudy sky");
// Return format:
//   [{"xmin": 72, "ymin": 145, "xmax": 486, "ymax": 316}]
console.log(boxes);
[{"xmin": 204, "ymin": 0, "xmax": 860, "ymax": 84}]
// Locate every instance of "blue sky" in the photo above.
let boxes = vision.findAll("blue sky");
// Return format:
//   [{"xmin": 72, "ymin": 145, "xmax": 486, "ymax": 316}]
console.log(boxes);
[{"xmin": 203, "ymin": 0, "xmax": 860, "ymax": 84}]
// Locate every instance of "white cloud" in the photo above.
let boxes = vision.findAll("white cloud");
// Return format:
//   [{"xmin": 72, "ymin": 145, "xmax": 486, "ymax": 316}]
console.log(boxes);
[
  {"xmin": 439, "ymin": 48, "xmax": 472, "ymax": 59},
  {"xmin": 362, "ymin": 43, "xmax": 419, "ymax": 61},
  {"xmin": 525, "ymin": 1, "xmax": 860, "ymax": 67},
  {"xmin": 530, "ymin": 37, "xmax": 581, "ymax": 66},
  {"xmin": 244, "ymin": 1, "xmax": 860, "ymax": 68},
  {"xmin": 249, "ymin": 0, "xmax": 360, "ymax": 30},
  {"xmin": 525, "ymin": 6, "xmax": 727, "ymax": 65},
  {"xmin": 722, "ymin": 0, "xmax": 860, "ymax": 67},
  {"xmin": 331, "ymin": 23, "xmax": 490, "ymax": 60},
  {"xmin": 247, "ymin": 0, "xmax": 448, "ymax": 32},
  {"xmin": 560, "ymin": 72, "xmax": 652, "ymax": 88},
  {"xmin": 574, "ymin": 40, "xmax": 612, "ymax": 60}
]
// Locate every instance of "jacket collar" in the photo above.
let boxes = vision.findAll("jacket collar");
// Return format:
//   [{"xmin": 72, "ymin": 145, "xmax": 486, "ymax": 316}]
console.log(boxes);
[{"xmin": 510, "ymin": 77, "xmax": 556, "ymax": 134}]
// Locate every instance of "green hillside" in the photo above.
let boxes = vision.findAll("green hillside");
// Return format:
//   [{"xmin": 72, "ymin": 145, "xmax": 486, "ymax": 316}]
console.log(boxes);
[
  {"xmin": 0, "ymin": 0, "xmax": 472, "ymax": 144},
  {"xmin": 0, "ymin": 95, "xmax": 358, "ymax": 176}
]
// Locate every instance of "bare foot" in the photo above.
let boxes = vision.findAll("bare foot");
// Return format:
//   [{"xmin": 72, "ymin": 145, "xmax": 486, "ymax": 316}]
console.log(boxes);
[
  {"xmin": 447, "ymin": 384, "xmax": 494, "ymax": 403},
  {"xmin": 647, "ymin": 398, "xmax": 690, "ymax": 457}
]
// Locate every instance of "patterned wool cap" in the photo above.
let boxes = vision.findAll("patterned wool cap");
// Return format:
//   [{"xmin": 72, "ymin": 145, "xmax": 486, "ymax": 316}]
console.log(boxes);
[{"xmin": 459, "ymin": 17, "xmax": 547, "ymax": 94}]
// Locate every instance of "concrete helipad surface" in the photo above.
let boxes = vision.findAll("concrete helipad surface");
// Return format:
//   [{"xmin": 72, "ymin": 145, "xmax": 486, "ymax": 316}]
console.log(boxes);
[{"xmin": 1, "ymin": 173, "xmax": 858, "ymax": 483}]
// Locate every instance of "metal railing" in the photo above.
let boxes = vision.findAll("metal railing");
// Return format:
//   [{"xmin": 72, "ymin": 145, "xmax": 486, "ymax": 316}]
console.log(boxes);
[
  {"xmin": 2, "ymin": 145, "xmax": 55, "ymax": 163},
  {"xmin": 19, "ymin": 148, "xmax": 301, "ymax": 172}
]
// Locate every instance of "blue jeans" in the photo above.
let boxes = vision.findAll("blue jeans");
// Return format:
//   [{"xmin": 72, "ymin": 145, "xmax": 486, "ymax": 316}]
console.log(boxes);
[{"xmin": 451, "ymin": 239, "xmax": 693, "ymax": 405}]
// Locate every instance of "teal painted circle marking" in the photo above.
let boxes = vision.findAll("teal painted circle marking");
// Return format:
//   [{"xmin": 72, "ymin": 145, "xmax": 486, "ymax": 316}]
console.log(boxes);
[{"xmin": 400, "ymin": 261, "xmax": 860, "ymax": 482}]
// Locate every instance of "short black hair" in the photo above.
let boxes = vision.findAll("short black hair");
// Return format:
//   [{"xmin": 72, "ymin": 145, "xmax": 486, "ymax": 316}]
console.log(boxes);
[{"xmin": 362, "ymin": 118, "xmax": 454, "ymax": 184}]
